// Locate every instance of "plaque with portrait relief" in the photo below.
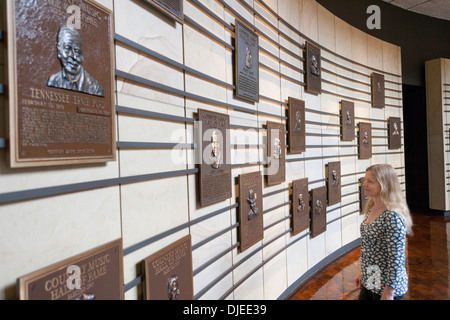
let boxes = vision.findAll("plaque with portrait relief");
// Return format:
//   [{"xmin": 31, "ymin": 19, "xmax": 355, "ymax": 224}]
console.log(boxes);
[
  {"xmin": 198, "ymin": 109, "xmax": 232, "ymax": 207},
  {"xmin": 311, "ymin": 186, "xmax": 327, "ymax": 238},
  {"xmin": 6, "ymin": 0, "xmax": 116, "ymax": 168},
  {"xmin": 371, "ymin": 73, "xmax": 385, "ymax": 109},
  {"xmin": 266, "ymin": 121, "xmax": 286, "ymax": 186},
  {"xmin": 288, "ymin": 97, "xmax": 306, "ymax": 154},
  {"xmin": 340, "ymin": 100, "xmax": 355, "ymax": 141},
  {"xmin": 292, "ymin": 178, "xmax": 309, "ymax": 236},
  {"xmin": 143, "ymin": 235, "xmax": 193, "ymax": 300},
  {"xmin": 305, "ymin": 41, "xmax": 321, "ymax": 95},
  {"xmin": 142, "ymin": 0, "xmax": 184, "ymax": 23},
  {"xmin": 17, "ymin": 239, "xmax": 123, "ymax": 300},
  {"xmin": 327, "ymin": 161, "xmax": 341, "ymax": 206},
  {"xmin": 358, "ymin": 122, "xmax": 372, "ymax": 159},
  {"xmin": 388, "ymin": 117, "xmax": 401, "ymax": 149},
  {"xmin": 238, "ymin": 171, "xmax": 264, "ymax": 252},
  {"xmin": 234, "ymin": 20, "xmax": 259, "ymax": 103}
]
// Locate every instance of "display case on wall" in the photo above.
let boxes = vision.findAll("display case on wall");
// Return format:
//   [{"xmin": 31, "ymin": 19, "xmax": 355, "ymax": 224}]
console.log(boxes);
[{"xmin": 426, "ymin": 58, "xmax": 450, "ymax": 213}]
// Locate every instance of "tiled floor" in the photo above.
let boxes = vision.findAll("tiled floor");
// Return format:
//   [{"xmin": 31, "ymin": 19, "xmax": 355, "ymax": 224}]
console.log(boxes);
[{"xmin": 288, "ymin": 209, "xmax": 450, "ymax": 300}]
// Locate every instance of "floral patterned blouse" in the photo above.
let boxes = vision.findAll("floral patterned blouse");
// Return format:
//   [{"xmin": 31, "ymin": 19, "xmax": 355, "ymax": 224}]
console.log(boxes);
[{"xmin": 360, "ymin": 209, "xmax": 408, "ymax": 297}]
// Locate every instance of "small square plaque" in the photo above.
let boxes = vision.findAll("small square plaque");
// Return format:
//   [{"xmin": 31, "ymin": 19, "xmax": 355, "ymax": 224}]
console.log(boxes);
[
  {"xmin": 267, "ymin": 121, "xmax": 286, "ymax": 186},
  {"xmin": 358, "ymin": 122, "xmax": 372, "ymax": 159},
  {"xmin": 388, "ymin": 117, "xmax": 401, "ymax": 149},
  {"xmin": 340, "ymin": 100, "xmax": 355, "ymax": 141},
  {"xmin": 327, "ymin": 161, "xmax": 341, "ymax": 206},
  {"xmin": 234, "ymin": 20, "xmax": 259, "ymax": 103},
  {"xmin": 143, "ymin": 235, "xmax": 193, "ymax": 300},
  {"xmin": 305, "ymin": 41, "xmax": 321, "ymax": 95},
  {"xmin": 198, "ymin": 109, "xmax": 232, "ymax": 207},
  {"xmin": 238, "ymin": 171, "xmax": 264, "ymax": 252},
  {"xmin": 288, "ymin": 97, "xmax": 306, "ymax": 154},
  {"xmin": 371, "ymin": 73, "xmax": 385, "ymax": 108},
  {"xmin": 311, "ymin": 186, "xmax": 327, "ymax": 238},
  {"xmin": 292, "ymin": 178, "xmax": 309, "ymax": 236}
]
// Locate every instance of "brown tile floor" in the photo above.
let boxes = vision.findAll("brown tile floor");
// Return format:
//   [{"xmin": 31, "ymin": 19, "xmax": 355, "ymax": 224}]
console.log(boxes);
[{"xmin": 288, "ymin": 209, "xmax": 450, "ymax": 300}]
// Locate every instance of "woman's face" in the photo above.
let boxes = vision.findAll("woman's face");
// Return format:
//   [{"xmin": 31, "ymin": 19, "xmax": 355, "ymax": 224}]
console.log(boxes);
[{"xmin": 363, "ymin": 170, "xmax": 381, "ymax": 198}]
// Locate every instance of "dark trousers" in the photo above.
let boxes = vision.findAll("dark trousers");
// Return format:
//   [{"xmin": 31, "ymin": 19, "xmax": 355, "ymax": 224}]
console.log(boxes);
[{"xmin": 358, "ymin": 286, "xmax": 404, "ymax": 300}]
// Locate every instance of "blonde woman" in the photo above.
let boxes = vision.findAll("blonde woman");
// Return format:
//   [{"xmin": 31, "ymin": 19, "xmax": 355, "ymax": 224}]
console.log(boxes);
[{"xmin": 355, "ymin": 164, "xmax": 413, "ymax": 300}]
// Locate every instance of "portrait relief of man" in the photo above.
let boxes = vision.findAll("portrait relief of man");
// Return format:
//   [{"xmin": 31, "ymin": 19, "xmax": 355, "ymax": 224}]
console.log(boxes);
[{"xmin": 47, "ymin": 24, "xmax": 105, "ymax": 97}]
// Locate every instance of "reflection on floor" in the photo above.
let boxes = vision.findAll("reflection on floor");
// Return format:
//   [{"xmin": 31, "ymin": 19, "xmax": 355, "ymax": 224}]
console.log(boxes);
[{"xmin": 288, "ymin": 209, "xmax": 450, "ymax": 300}]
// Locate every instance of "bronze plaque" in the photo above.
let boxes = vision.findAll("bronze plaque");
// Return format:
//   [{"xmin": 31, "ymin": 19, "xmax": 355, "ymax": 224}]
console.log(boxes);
[
  {"xmin": 340, "ymin": 100, "xmax": 355, "ymax": 141},
  {"xmin": 17, "ymin": 239, "xmax": 123, "ymax": 300},
  {"xmin": 238, "ymin": 171, "xmax": 264, "ymax": 252},
  {"xmin": 311, "ymin": 186, "xmax": 327, "ymax": 238},
  {"xmin": 6, "ymin": 0, "xmax": 115, "ymax": 168},
  {"xmin": 327, "ymin": 161, "xmax": 341, "ymax": 205},
  {"xmin": 288, "ymin": 97, "xmax": 306, "ymax": 154},
  {"xmin": 388, "ymin": 117, "xmax": 401, "ymax": 149},
  {"xmin": 358, "ymin": 122, "xmax": 372, "ymax": 159},
  {"xmin": 292, "ymin": 178, "xmax": 309, "ymax": 236},
  {"xmin": 267, "ymin": 121, "xmax": 286, "ymax": 186},
  {"xmin": 143, "ymin": 235, "xmax": 193, "ymax": 300},
  {"xmin": 198, "ymin": 109, "xmax": 232, "ymax": 207},
  {"xmin": 371, "ymin": 73, "xmax": 385, "ymax": 108},
  {"xmin": 234, "ymin": 20, "xmax": 259, "ymax": 103},
  {"xmin": 305, "ymin": 41, "xmax": 321, "ymax": 95},
  {"xmin": 360, "ymin": 177, "xmax": 368, "ymax": 212},
  {"xmin": 142, "ymin": 0, "xmax": 183, "ymax": 23}
]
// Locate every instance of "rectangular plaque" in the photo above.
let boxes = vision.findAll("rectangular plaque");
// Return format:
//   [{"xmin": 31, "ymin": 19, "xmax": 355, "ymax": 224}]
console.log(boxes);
[
  {"xmin": 360, "ymin": 177, "xmax": 368, "ymax": 213},
  {"xmin": 142, "ymin": 0, "xmax": 183, "ymax": 23},
  {"xmin": 198, "ymin": 109, "xmax": 232, "ymax": 207},
  {"xmin": 305, "ymin": 41, "xmax": 321, "ymax": 95},
  {"xmin": 6, "ymin": 0, "xmax": 116, "ymax": 168},
  {"xmin": 340, "ymin": 100, "xmax": 355, "ymax": 141},
  {"xmin": 234, "ymin": 20, "xmax": 259, "ymax": 103},
  {"xmin": 358, "ymin": 122, "xmax": 372, "ymax": 159},
  {"xmin": 388, "ymin": 117, "xmax": 401, "ymax": 149},
  {"xmin": 288, "ymin": 97, "xmax": 306, "ymax": 154},
  {"xmin": 267, "ymin": 121, "xmax": 286, "ymax": 186},
  {"xmin": 371, "ymin": 73, "xmax": 385, "ymax": 108},
  {"xmin": 143, "ymin": 235, "xmax": 193, "ymax": 300},
  {"xmin": 238, "ymin": 171, "xmax": 264, "ymax": 252},
  {"xmin": 17, "ymin": 239, "xmax": 123, "ymax": 300},
  {"xmin": 311, "ymin": 186, "xmax": 327, "ymax": 238},
  {"xmin": 327, "ymin": 161, "xmax": 341, "ymax": 206},
  {"xmin": 292, "ymin": 178, "xmax": 309, "ymax": 236}
]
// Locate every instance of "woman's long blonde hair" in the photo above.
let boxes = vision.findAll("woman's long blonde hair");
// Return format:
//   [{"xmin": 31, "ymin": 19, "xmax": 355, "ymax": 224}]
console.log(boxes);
[{"xmin": 363, "ymin": 164, "xmax": 413, "ymax": 235}]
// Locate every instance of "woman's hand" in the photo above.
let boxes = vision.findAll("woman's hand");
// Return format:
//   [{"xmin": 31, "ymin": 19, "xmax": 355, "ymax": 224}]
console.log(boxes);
[
  {"xmin": 381, "ymin": 286, "xmax": 395, "ymax": 300},
  {"xmin": 355, "ymin": 272, "xmax": 362, "ymax": 289}
]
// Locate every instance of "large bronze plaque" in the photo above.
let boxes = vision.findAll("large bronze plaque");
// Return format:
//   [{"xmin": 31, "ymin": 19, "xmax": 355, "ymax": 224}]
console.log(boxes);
[
  {"xmin": 142, "ymin": 0, "xmax": 183, "ymax": 23},
  {"xmin": 6, "ymin": 0, "xmax": 115, "ymax": 168},
  {"xmin": 238, "ymin": 171, "xmax": 264, "ymax": 252},
  {"xmin": 388, "ymin": 117, "xmax": 401, "ymax": 149},
  {"xmin": 266, "ymin": 121, "xmax": 286, "ymax": 186},
  {"xmin": 198, "ymin": 109, "xmax": 232, "ymax": 207},
  {"xmin": 358, "ymin": 122, "xmax": 372, "ymax": 159},
  {"xmin": 17, "ymin": 239, "xmax": 123, "ymax": 300},
  {"xmin": 292, "ymin": 178, "xmax": 309, "ymax": 236},
  {"xmin": 143, "ymin": 235, "xmax": 193, "ymax": 300},
  {"xmin": 340, "ymin": 100, "xmax": 355, "ymax": 141},
  {"xmin": 371, "ymin": 73, "xmax": 385, "ymax": 108},
  {"xmin": 359, "ymin": 177, "xmax": 368, "ymax": 213},
  {"xmin": 327, "ymin": 161, "xmax": 341, "ymax": 205},
  {"xmin": 305, "ymin": 41, "xmax": 321, "ymax": 95},
  {"xmin": 311, "ymin": 186, "xmax": 327, "ymax": 238},
  {"xmin": 234, "ymin": 20, "xmax": 259, "ymax": 103},
  {"xmin": 288, "ymin": 97, "xmax": 306, "ymax": 154}
]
